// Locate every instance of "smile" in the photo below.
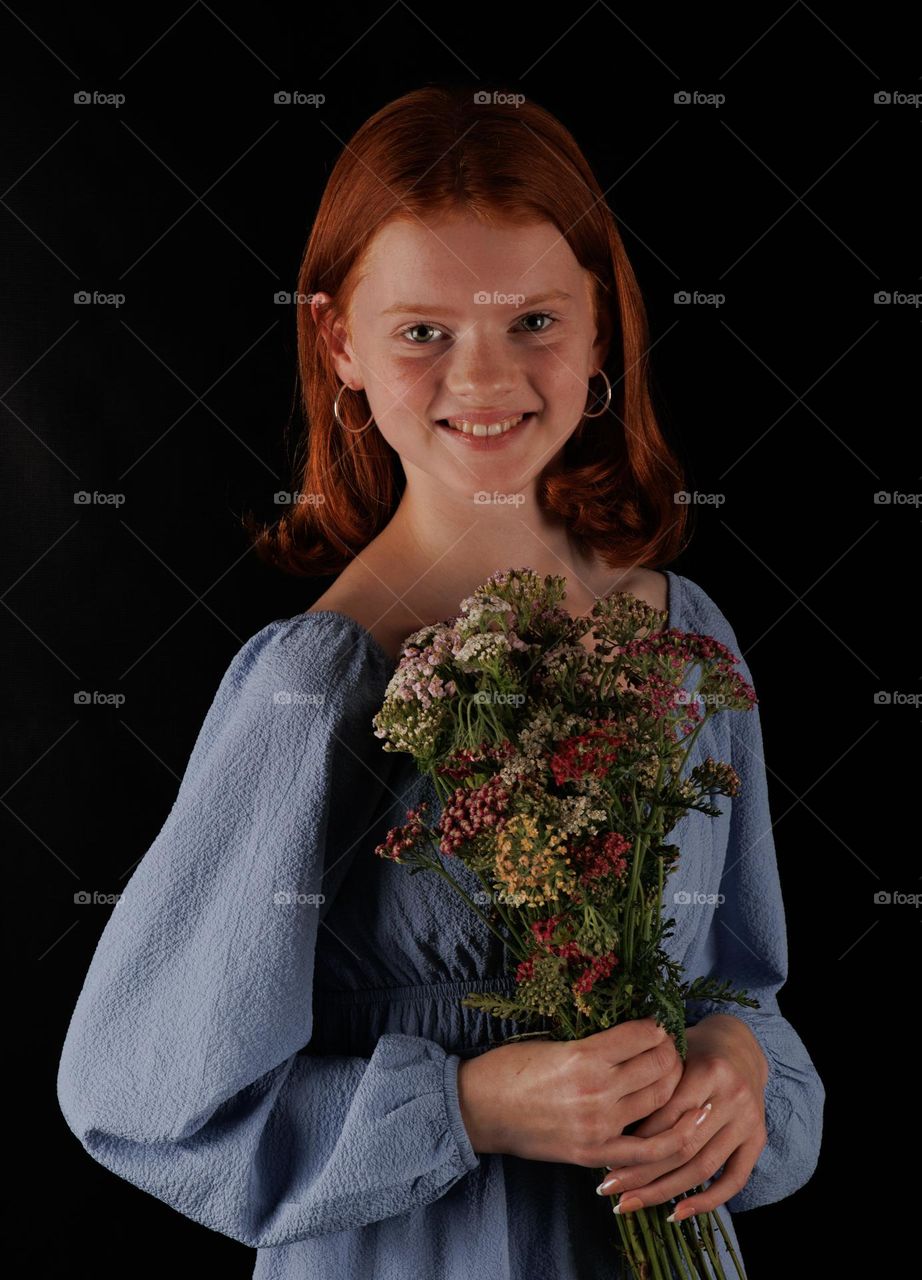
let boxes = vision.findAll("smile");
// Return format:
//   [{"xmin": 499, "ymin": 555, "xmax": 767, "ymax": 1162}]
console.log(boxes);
[{"xmin": 436, "ymin": 412, "xmax": 535, "ymax": 438}]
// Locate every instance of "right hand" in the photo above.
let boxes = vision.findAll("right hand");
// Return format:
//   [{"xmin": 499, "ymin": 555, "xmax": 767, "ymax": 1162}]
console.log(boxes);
[{"xmin": 456, "ymin": 1018, "xmax": 684, "ymax": 1166}]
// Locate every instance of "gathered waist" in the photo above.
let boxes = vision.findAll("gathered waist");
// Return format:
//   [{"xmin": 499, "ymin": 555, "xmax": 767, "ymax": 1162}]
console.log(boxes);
[{"xmin": 306, "ymin": 973, "xmax": 550, "ymax": 1058}]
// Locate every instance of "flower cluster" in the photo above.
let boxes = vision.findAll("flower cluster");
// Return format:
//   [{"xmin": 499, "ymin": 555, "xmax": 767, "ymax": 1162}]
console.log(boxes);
[
  {"xmin": 375, "ymin": 803, "xmax": 431, "ymax": 864},
  {"xmin": 570, "ymin": 830, "xmax": 631, "ymax": 886},
  {"xmin": 549, "ymin": 721, "xmax": 627, "ymax": 785},
  {"xmin": 437, "ymin": 774, "xmax": 512, "ymax": 857},
  {"xmin": 494, "ymin": 813, "xmax": 575, "ymax": 906},
  {"xmin": 372, "ymin": 565, "xmax": 758, "ymax": 1042}
]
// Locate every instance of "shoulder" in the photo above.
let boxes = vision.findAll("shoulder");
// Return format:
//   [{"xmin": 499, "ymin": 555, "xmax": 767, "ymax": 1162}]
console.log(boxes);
[
  {"xmin": 213, "ymin": 611, "xmax": 392, "ymax": 722},
  {"xmin": 620, "ymin": 567, "xmax": 669, "ymax": 613},
  {"xmin": 306, "ymin": 565, "xmax": 413, "ymax": 664},
  {"xmin": 671, "ymin": 571, "xmax": 754, "ymax": 686}
]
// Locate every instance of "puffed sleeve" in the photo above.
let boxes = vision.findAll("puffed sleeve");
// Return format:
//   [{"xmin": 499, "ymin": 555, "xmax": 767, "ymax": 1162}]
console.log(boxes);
[
  {"xmin": 56, "ymin": 615, "xmax": 480, "ymax": 1248},
  {"xmin": 682, "ymin": 589, "xmax": 825, "ymax": 1212}
]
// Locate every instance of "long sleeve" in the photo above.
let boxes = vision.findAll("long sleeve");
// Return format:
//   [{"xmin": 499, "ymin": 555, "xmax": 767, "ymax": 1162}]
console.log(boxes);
[
  {"xmin": 682, "ymin": 593, "xmax": 825, "ymax": 1213},
  {"xmin": 56, "ymin": 616, "xmax": 480, "ymax": 1248}
]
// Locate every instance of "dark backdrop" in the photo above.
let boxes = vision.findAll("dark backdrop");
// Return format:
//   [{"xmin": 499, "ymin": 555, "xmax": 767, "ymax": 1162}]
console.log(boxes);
[{"xmin": 3, "ymin": 2, "xmax": 916, "ymax": 1275}]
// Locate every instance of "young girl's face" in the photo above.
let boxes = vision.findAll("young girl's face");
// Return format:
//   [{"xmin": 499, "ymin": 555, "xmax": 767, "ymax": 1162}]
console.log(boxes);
[{"xmin": 315, "ymin": 211, "xmax": 609, "ymax": 491}]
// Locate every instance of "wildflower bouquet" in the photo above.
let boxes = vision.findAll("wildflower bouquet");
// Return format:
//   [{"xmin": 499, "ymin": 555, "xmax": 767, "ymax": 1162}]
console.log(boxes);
[{"xmin": 372, "ymin": 568, "xmax": 759, "ymax": 1279}]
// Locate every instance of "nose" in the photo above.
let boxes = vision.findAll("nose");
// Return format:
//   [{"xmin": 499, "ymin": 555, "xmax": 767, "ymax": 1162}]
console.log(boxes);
[{"xmin": 441, "ymin": 317, "xmax": 519, "ymax": 404}]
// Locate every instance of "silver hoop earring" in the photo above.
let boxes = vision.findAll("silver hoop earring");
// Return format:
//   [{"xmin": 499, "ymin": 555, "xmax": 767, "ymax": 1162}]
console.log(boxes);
[
  {"xmin": 333, "ymin": 382, "xmax": 375, "ymax": 434},
  {"xmin": 583, "ymin": 369, "xmax": 612, "ymax": 419}
]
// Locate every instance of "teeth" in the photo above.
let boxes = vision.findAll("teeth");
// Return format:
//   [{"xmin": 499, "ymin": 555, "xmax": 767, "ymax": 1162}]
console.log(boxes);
[{"xmin": 443, "ymin": 413, "xmax": 525, "ymax": 437}]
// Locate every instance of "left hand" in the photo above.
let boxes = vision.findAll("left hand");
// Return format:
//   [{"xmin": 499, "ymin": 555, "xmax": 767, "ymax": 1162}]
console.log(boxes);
[{"xmin": 597, "ymin": 1013, "xmax": 770, "ymax": 1220}]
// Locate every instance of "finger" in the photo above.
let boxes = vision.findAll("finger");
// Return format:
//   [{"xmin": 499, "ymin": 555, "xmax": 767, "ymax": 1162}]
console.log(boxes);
[
  {"xmin": 665, "ymin": 1142, "xmax": 760, "ymax": 1222},
  {"xmin": 611, "ymin": 1055, "xmax": 685, "ymax": 1130},
  {"xmin": 604, "ymin": 1128, "xmax": 741, "ymax": 1214},
  {"xmin": 588, "ymin": 1018, "xmax": 670, "ymax": 1066},
  {"xmin": 602, "ymin": 1101, "xmax": 714, "ymax": 1173},
  {"xmin": 630, "ymin": 1073, "xmax": 715, "ymax": 1140}
]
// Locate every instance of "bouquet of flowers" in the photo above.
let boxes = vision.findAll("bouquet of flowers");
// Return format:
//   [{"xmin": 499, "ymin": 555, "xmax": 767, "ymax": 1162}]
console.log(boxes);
[{"xmin": 372, "ymin": 568, "xmax": 758, "ymax": 1279}]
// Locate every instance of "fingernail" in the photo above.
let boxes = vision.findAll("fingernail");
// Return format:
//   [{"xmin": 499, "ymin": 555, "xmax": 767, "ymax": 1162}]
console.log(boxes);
[
  {"xmin": 596, "ymin": 1175, "xmax": 620, "ymax": 1195},
  {"xmin": 667, "ymin": 1204, "xmax": 693, "ymax": 1223},
  {"xmin": 613, "ymin": 1196, "xmax": 644, "ymax": 1215},
  {"xmin": 695, "ymin": 1102, "xmax": 713, "ymax": 1126}
]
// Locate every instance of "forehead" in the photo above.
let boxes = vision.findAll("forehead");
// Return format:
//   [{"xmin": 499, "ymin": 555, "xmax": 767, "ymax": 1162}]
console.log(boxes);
[{"xmin": 355, "ymin": 213, "xmax": 589, "ymax": 301}]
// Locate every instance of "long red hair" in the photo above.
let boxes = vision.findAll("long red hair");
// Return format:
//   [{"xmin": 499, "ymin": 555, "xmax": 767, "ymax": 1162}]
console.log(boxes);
[{"xmin": 244, "ymin": 83, "xmax": 690, "ymax": 577}]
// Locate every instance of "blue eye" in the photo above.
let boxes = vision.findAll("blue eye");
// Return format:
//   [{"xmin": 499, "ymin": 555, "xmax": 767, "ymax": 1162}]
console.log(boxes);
[{"xmin": 398, "ymin": 311, "xmax": 558, "ymax": 345}]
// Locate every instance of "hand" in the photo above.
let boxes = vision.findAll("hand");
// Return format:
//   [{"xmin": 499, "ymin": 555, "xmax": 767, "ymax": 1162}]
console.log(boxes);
[
  {"xmin": 457, "ymin": 1017, "xmax": 683, "ymax": 1163},
  {"xmin": 596, "ymin": 1013, "xmax": 770, "ymax": 1220}
]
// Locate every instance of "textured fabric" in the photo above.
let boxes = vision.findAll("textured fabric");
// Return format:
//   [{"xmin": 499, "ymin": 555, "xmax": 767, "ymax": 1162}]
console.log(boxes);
[{"xmin": 56, "ymin": 569, "xmax": 824, "ymax": 1278}]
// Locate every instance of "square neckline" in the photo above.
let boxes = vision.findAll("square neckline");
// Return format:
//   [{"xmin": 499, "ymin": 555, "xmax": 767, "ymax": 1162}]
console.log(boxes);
[{"xmin": 296, "ymin": 570, "xmax": 682, "ymax": 672}]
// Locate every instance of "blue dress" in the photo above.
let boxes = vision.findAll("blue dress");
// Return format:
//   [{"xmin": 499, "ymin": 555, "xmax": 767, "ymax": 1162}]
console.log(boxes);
[{"xmin": 56, "ymin": 569, "xmax": 824, "ymax": 1278}]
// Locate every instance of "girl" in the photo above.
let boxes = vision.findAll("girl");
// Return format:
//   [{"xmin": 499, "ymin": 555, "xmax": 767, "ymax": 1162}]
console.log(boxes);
[{"xmin": 57, "ymin": 84, "xmax": 824, "ymax": 1279}]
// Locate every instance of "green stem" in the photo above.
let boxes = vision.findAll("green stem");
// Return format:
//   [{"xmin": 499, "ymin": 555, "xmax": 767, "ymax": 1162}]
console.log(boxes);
[
  {"xmin": 633, "ymin": 1208, "xmax": 667, "ymax": 1280},
  {"xmin": 662, "ymin": 1208, "xmax": 694, "ymax": 1278},
  {"xmin": 673, "ymin": 1219, "xmax": 703, "ymax": 1277},
  {"xmin": 698, "ymin": 1206, "xmax": 719, "ymax": 1269},
  {"xmin": 710, "ymin": 1208, "xmax": 747, "ymax": 1280},
  {"xmin": 688, "ymin": 1207, "xmax": 725, "ymax": 1279},
  {"xmin": 678, "ymin": 1208, "xmax": 713, "ymax": 1277},
  {"xmin": 618, "ymin": 1210, "xmax": 650, "ymax": 1279}
]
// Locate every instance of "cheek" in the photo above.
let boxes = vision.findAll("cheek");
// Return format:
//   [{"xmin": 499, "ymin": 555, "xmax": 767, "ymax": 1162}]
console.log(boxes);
[
  {"xmin": 366, "ymin": 356, "xmax": 436, "ymax": 421},
  {"xmin": 525, "ymin": 348, "xmax": 592, "ymax": 430},
  {"xmin": 361, "ymin": 356, "xmax": 438, "ymax": 452}
]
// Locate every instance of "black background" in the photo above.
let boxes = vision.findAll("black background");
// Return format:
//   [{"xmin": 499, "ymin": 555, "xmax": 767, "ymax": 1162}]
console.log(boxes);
[{"xmin": 3, "ymin": 2, "xmax": 917, "ymax": 1275}]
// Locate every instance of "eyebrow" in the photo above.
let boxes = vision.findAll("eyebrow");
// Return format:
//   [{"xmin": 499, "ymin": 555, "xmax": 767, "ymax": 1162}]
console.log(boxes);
[{"xmin": 380, "ymin": 289, "xmax": 574, "ymax": 317}]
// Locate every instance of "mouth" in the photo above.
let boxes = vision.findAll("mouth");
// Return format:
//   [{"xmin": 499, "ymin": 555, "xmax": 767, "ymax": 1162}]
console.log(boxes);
[{"xmin": 435, "ymin": 411, "xmax": 536, "ymax": 442}]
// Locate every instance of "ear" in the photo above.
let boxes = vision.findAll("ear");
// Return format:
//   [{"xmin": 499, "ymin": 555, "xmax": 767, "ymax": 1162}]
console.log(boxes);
[{"xmin": 310, "ymin": 291, "xmax": 364, "ymax": 390}]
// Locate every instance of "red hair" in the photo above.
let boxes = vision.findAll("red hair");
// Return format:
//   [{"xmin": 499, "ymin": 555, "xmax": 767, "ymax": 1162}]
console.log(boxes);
[{"xmin": 244, "ymin": 83, "xmax": 690, "ymax": 577}]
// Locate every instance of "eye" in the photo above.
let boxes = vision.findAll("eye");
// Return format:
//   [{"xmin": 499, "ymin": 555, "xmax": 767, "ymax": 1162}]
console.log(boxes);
[
  {"xmin": 516, "ymin": 311, "xmax": 557, "ymax": 334},
  {"xmin": 397, "ymin": 311, "xmax": 558, "ymax": 345},
  {"xmin": 399, "ymin": 322, "xmax": 446, "ymax": 345}
]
